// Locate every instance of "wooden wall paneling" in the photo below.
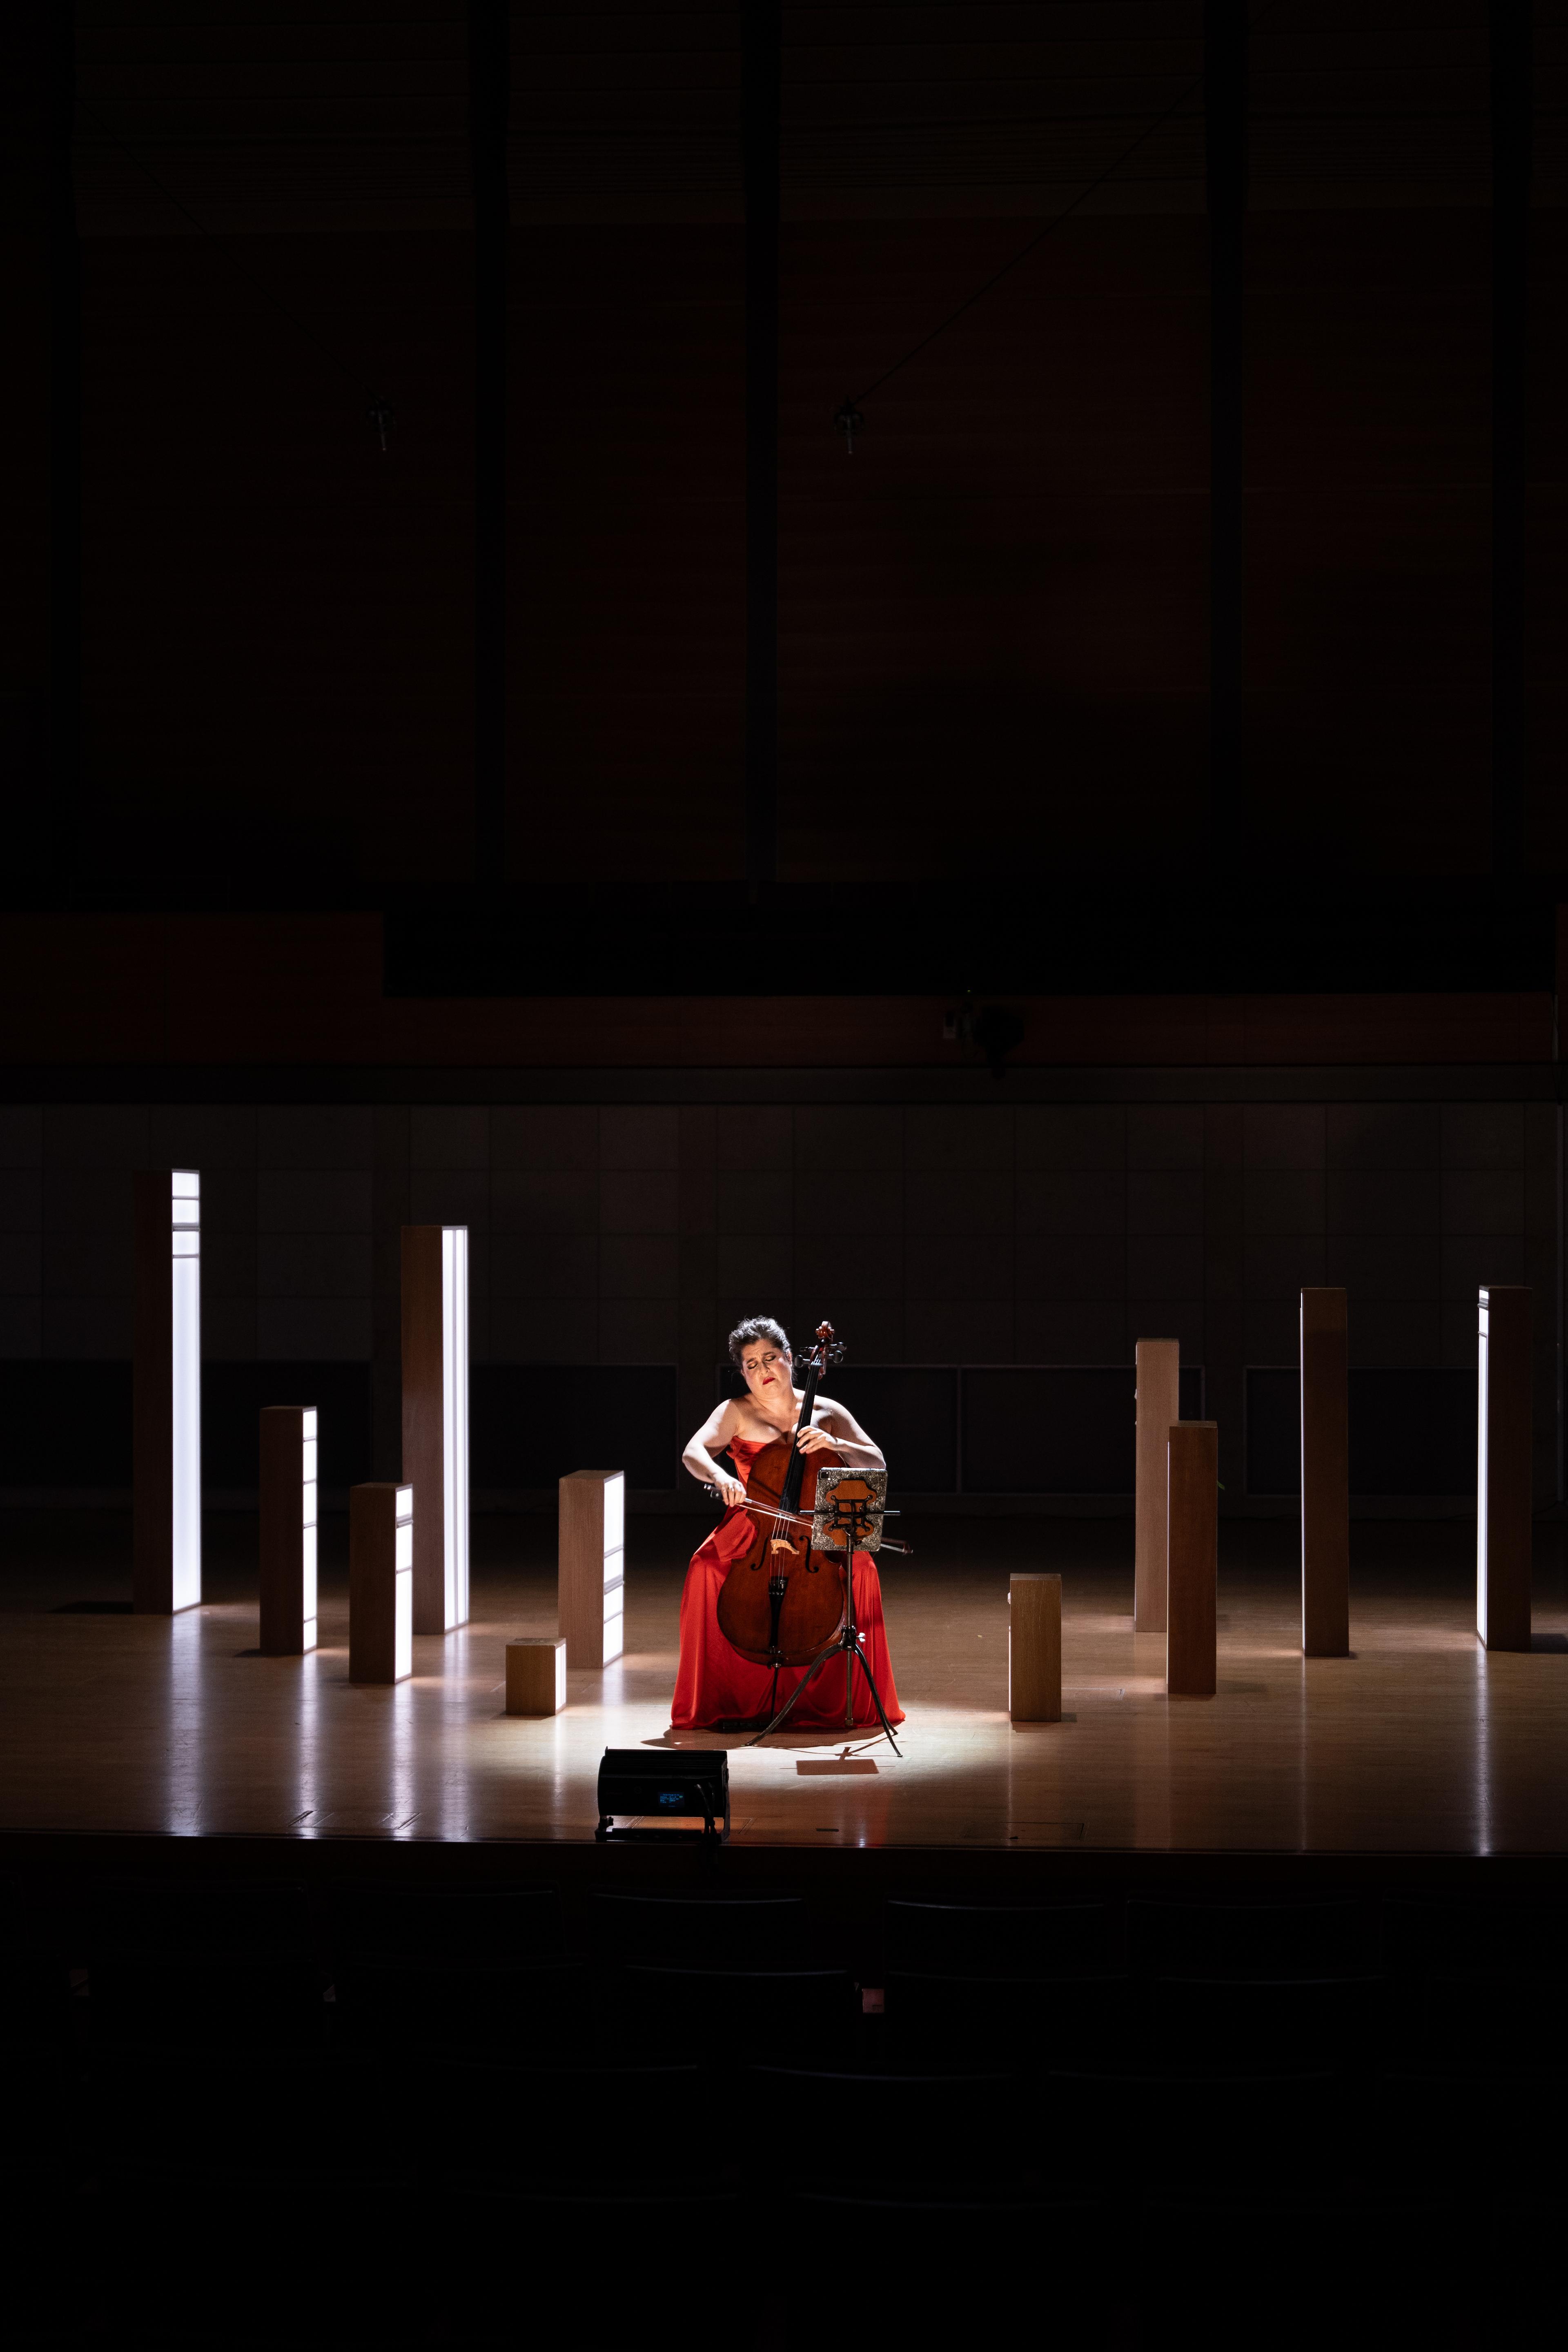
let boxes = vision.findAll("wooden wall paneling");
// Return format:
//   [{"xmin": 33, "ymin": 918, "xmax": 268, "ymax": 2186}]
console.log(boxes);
[
  {"xmin": 744, "ymin": 0, "xmax": 780, "ymax": 888},
  {"xmin": 1167, "ymin": 1421, "xmax": 1218, "ymax": 1697},
  {"xmin": 48, "ymin": 0, "xmax": 82, "ymax": 876},
  {"xmin": 259, "ymin": 1405, "xmax": 317, "ymax": 1657},
  {"xmin": 350, "ymin": 1482, "xmax": 412, "ymax": 1684},
  {"xmin": 132, "ymin": 1168, "xmax": 200, "ymax": 1614},
  {"xmin": 1135, "ymin": 1339, "xmax": 1181, "ymax": 1631},
  {"xmin": 506, "ymin": 1636, "xmax": 567, "ymax": 1717},
  {"xmin": 1009, "ymin": 1572, "xmax": 1062, "ymax": 1723},
  {"xmin": 1300, "ymin": 1289, "xmax": 1350, "ymax": 1657},
  {"xmin": 470, "ymin": 0, "xmax": 509, "ymax": 882},
  {"xmin": 401, "ymin": 1224, "xmax": 469, "ymax": 1634},
  {"xmin": 1490, "ymin": 0, "xmax": 1532, "ymax": 877},
  {"xmin": 1478, "ymin": 1285, "xmax": 1532, "ymax": 1651},
  {"xmin": 1205, "ymin": 0, "xmax": 1247, "ymax": 869},
  {"xmin": 558, "ymin": 1469, "xmax": 625, "ymax": 1670}
]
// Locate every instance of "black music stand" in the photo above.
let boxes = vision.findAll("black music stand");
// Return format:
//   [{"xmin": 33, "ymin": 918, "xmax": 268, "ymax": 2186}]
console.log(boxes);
[{"xmin": 746, "ymin": 1474, "xmax": 902, "ymax": 1754}]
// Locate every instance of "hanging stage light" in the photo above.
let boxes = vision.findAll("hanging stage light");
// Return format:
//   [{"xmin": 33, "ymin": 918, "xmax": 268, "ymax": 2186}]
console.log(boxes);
[{"xmin": 833, "ymin": 397, "xmax": 865, "ymax": 455}]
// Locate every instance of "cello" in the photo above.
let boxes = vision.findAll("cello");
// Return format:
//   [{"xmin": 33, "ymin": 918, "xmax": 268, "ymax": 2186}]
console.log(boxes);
[{"xmin": 715, "ymin": 1321, "xmax": 852, "ymax": 1673}]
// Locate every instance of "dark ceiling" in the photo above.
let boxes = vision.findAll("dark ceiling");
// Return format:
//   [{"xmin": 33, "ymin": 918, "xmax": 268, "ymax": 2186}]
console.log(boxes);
[{"xmin": 4, "ymin": 6, "xmax": 1568, "ymax": 990}]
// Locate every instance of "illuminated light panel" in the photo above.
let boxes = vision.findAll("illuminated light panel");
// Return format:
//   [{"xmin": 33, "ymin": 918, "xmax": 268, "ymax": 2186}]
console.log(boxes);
[
  {"xmin": 394, "ymin": 1486, "xmax": 414, "ymax": 1681},
  {"xmin": 301, "ymin": 1406, "xmax": 318, "ymax": 1655},
  {"xmin": 1477, "ymin": 1292, "xmax": 1491, "ymax": 1645},
  {"xmin": 169, "ymin": 1171, "xmax": 201, "ymax": 1613},
  {"xmin": 602, "ymin": 1469, "xmax": 625, "ymax": 1663},
  {"xmin": 441, "ymin": 1227, "xmax": 470, "ymax": 1631}
]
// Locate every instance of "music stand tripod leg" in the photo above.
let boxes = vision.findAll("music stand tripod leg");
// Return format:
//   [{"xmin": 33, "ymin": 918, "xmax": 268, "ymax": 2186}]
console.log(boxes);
[
  {"xmin": 745, "ymin": 1643, "xmax": 833, "ymax": 1746},
  {"xmin": 842, "ymin": 1540, "xmax": 856, "ymax": 1728},
  {"xmin": 835, "ymin": 1514, "xmax": 899, "ymax": 1750},
  {"xmin": 848, "ymin": 1639, "xmax": 901, "ymax": 1755}
]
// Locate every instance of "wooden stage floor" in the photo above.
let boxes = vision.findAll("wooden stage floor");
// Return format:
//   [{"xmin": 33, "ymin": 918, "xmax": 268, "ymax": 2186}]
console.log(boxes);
[{"xmin": 3, "ymin": 1511, "xmax": 1567, "ymax": 1862}]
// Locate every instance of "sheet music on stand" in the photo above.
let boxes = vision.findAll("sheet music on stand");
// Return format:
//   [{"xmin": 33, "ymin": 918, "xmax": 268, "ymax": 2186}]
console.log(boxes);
[{"xmin": 810, "ymin": 1465, "xmax": 889, "ymax": 1553}]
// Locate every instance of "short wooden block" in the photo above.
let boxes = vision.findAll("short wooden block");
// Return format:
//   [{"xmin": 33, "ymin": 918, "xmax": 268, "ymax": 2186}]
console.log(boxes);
[
  {"xmin": 1167, "ymin": 1422, "xmax": 1218, "ymax": 1698},
  {"xmin": 1300, "ymin": 1289, "xmax": 1350, "ymax": 1658},
  {"xmin": 506, "ymin": 1637, "xmax": 567, "ymax": 1717},
  {"xmin": 350, "ymin": 1483, "xmax": 413, "ymax": 1685},
  {"xmin": 1009, "ymin": 1573, "xmax": 1062, "ymax": 1722},
  {"xmin": 559, "ymin": 1469, "xmax": 625, "ymax": 1669},
  {"xmin": 1478, "ymin": 1285, "xmax": 1532, "ymax": 1652},
  {"xmin": 1134, "ymin": 1339, "xmax": 1180, "ymax": 1633}
]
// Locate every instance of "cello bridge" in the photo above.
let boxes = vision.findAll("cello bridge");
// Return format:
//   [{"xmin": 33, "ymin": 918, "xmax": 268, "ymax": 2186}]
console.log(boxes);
[{"xmin": 768, "ymin": 1536, "xmax": 797, "ymax": 1557}]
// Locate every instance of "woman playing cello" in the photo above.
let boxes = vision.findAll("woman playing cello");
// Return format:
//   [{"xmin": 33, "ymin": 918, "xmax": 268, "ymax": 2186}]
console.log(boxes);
[{"xmin": 671, "ymin": 1315, "xmax": 904, "ymax": 1733}]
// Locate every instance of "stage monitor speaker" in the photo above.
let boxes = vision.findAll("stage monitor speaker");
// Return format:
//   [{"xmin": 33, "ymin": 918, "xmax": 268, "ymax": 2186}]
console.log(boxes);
[{"xmin": 595, "ymin": 1748, "xmax": 729, "ymax": 1844}]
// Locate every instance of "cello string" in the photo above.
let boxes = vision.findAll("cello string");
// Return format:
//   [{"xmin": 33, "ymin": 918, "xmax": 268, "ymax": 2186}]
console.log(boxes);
[{"xmin": 705, "ymin": 1487, "xmax": 909, "ymax": 1555}]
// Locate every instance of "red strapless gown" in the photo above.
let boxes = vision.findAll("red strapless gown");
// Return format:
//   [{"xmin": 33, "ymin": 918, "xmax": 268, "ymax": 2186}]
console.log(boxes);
[{"xmin": 670, "ymin": 1437, "xmax": 904, "ymax": 1732}]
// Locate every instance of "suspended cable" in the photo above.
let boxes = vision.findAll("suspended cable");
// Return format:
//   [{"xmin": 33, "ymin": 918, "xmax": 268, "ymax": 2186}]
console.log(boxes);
[
  {"xmin": 840, "ymin": 79, "xmax": 1203, "ymax": 428},
  {"xmin": 837, "ymin": 0, "xmax": 1298, "ymax": 440}
]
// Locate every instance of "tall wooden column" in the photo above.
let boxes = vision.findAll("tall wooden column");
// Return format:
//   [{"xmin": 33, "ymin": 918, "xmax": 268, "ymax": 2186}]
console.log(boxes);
[
  {"xmin": 259, "ymin": 1405, "xmax": 318, "ymax": 1656},
  {"xmin": 1167, "ymin": 1421, "xmax": 1218, "ymax": 1697},
  {"xmin": 133, "ymin": 1169, "xmax": 201, "ymax": 1614},
  {"xmin": 401, "ymin": 1225, "xmax": 470, "ymax": 1634},
  {"xmin": 559, "ymin": 1470, "xmax": 625, "ymax": 1668},
  {"xmin": 350, "ymin": 1483, "xmax": 413, "ymax": 1684},
  {"xmin": 1300, "ymin": 1289, "xmax": 1350, "ymax": 1657},
  {"xmin": 1135, "ymin": 1339, "xmax": 1181, "ymax": 1631},
  {"xmin": 1478, "ymin": 1285, "xmax": 1532, "ymax": 1651}
]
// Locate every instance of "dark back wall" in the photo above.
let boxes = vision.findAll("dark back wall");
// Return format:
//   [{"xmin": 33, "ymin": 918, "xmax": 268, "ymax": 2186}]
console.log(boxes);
[
  {"xmin": 8, "ymin": 4, "xmax": 1568, "ymax": 894},
  {"xmin": 0, "ymin": 1075, "xmax": 1558, "ymax": 1511}
]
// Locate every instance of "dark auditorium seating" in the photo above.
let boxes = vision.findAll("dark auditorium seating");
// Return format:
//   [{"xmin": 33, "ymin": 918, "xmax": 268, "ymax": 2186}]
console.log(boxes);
[
  {"xmin": 1127, "ymin": 1898, "xmax": 1379, "ymax": 1981},
  {"xmin": 422, "ymin": 2056, "xmax": 712, "ymax": 2183},
  {"xmin": 882, "ymin": 1969, "xmax": 1388, "ymax": 2080},
  {"xmin": 327, "ymin": 1883, "xmax": 566, "ymax": 1968},
  {"xmin": 80, "ymin": 2047, "xmax": 415, "ymax": 2345},
  {"xmin": 327, "ymin": 1952, "xmax": 592, "ymax": 2057},
  {"xmin": 586, "ymin": 1890, "xmax": 809, "ymax": 1969},
  {"xmin": 745, "ymin": 2063, "xmax": 1022, "ymax": 2193},
  {"xmin": 1050, "ymin": 2066, "xmax": 1349, "ymax": 2196},
  {"xmin": 1136, "ymin": 1973, "xmax": 1388, "ymax": 2077},
  {"xmin": 778, "ymin": 2189, "xmax": 1116, "ymax": 2352},
  {"xmin": 82, "ymin": 1880, "xmax": 327, "ymax": 2051},
  {"xmin": 617, "ymin": 1964, "xmax": 860, "ymax": 2068},
  {"xmin": 1135, "ymin": 2189, "xmax": 1474, "ymax": 2352},
  {"xmin": 1369, "ymin": 2068, "xmax": 1568, "ymax": 2195},
  {"xmin": 881, "ymin": 1969, "xmax": 1129, "ymax": 2073},
  {"xmin": 82, "ymin": 2042, "xmax": 403, "ymax": 2185},
  {"xmin": 1383, "ymin": 1898, "xmax": 1568, "ymax": 1980},
  {"xmin": 325, "ymin": 1884, "xmax": 582, "ymax": 2058},
  {"xmin": 434, "ymin": 2183, "xmax": 746, "ymax": 2348},
  {"xmin": 9, "ymin": 1869, "xmax": 1562, "ymax": 2351},
  {"xmin": 884, "ymin": 1899, "xmax": 1119, "ymax": 1979},
  {"xmin": 0, "ymin": 1884, "xmax": 71, "ymax": 2052}
]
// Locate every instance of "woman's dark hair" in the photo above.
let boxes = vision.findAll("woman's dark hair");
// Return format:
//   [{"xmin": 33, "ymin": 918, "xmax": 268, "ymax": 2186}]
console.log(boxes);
[{"xmin": 728, "ymin": 1315, "xmax": 791, "ymax": 1371}]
